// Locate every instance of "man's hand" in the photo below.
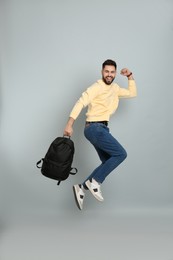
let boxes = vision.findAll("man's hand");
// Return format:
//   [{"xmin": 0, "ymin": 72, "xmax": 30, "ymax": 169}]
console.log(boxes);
[
  {"xmin": 63, "ymin": 117, "xmax": 75, "ymax": 137},
  {"xmin": 63, "ymin": 125, "xmax": 73, "ymax": 137},
  {"xmin": 120, "ymin": 68, "xmax": 134, "ymax": 80}
]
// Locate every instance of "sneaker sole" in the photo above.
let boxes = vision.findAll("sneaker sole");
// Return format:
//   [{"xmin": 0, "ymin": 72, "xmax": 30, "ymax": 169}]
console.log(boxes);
[
  {"xmin": 73, "ymin": 185, "xmax": 82, "ymax": 210},
  {"xmin": 85, "ymin": 180, "xmax": 104, "ymax": 202}
]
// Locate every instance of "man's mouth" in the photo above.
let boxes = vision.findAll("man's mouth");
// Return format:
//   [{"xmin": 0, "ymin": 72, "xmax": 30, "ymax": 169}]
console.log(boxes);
[{"xmin": 106, "ymin": 77, "xmax": 113, "ymax": 81}]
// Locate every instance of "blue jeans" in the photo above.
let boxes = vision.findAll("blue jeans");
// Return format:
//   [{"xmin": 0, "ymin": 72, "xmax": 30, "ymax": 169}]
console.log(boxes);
[{"xmin": 82, "ymin": 122, "xmax": 127, "ymax": 187}]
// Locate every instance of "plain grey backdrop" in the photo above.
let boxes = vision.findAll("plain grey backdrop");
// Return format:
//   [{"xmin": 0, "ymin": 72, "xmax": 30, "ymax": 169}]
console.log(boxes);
[{"xmin": 0, "ymin": 0, "xmax": 173, "ymax": 259}]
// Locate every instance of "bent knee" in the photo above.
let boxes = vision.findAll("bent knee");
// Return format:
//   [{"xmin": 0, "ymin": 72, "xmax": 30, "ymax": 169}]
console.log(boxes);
[{"xmin": 121, "ymin": 149, "xmax": 127, "ymax": 161}]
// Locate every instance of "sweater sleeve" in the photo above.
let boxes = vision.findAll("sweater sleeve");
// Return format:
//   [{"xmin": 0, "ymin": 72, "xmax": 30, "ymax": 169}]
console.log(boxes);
[
  {"xmin": 117, "ymin": 80, "xmax": 137, "ymax": 98},
  {"xmin": 70, "ymin": 83, "xmax": 101, "ymax": 120}
]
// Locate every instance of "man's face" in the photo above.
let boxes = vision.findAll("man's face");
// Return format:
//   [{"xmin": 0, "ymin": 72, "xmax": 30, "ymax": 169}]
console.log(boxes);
[{"xmin": 102, "ymin": 65, "xmax": 116, "ymax": 85}]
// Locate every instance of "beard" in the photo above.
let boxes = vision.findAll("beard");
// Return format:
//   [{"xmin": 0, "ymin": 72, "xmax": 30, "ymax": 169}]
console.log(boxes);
[{"xmin": 102, "ymin": 76, "xmax": 115, "ymax": 85}]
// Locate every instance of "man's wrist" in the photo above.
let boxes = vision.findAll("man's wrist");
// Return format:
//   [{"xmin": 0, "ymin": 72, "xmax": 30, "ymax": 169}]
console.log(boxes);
[
  {"xmin": 127, "ymin": 72, "xmax": 132, "ymax": 77},
  {"xmin": 127, "ymin": 72, "xmax": 134, "ymax": 80}
]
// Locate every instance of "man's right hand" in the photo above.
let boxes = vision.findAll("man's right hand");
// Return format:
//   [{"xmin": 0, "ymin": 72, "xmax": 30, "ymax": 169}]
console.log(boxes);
[
  {"xmin": 63, "ymin": 117, "xmax": 75, "ymax": 137},
  {"xmin": 63, "ymin": 125, "xmax": 73, "ymax": 137}
]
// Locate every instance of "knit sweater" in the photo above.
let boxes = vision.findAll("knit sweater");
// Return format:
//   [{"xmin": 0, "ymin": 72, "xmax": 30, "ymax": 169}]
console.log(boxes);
[{"xmin": 70, "ymin": 79, "xmax": 137, "ymax": 122}]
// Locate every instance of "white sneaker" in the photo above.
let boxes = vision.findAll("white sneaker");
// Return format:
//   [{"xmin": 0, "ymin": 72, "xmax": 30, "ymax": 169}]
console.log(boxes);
[
  {"xmin": 85, "ymin": 178, "xmax": 104, "ymax": 202},
  {"xmin": 73, "ymin": 184, "xmax": 85, "ymax": 210}
]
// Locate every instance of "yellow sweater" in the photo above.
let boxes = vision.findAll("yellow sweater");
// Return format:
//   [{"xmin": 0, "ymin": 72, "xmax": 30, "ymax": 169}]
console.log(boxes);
[{"xmin": 70, "ymin": 79, "xmax": 137, "ymax": 122}]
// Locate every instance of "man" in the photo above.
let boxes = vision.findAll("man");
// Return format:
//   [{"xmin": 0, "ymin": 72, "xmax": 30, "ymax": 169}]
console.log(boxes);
[{"xmin": 63, "ymin": 59, "xmax": 137, "ymax": 210}]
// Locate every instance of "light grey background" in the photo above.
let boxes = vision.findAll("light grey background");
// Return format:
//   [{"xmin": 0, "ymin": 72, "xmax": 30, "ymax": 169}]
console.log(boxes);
[{"xmin": 0, "ymin": 0, "xmax": 173, "ymax": 259}]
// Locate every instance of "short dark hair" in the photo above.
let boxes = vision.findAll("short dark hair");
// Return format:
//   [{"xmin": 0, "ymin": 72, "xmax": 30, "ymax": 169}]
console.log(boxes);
[{"xmin": 102, "ymin": 59, "xmax": 117, "ymax": 70}]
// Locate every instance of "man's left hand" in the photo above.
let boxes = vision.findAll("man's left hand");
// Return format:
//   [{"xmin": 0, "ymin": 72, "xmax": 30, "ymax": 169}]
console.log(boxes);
[{"xmin": 120, "ymin": 68, "xmax": 131, "ymax": 76}]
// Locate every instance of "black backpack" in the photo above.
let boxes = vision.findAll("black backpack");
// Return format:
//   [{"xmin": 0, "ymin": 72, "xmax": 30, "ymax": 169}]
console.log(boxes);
[{"xmin": 36, "ymin": 137, "xmax": 77, "ymax": 185}]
